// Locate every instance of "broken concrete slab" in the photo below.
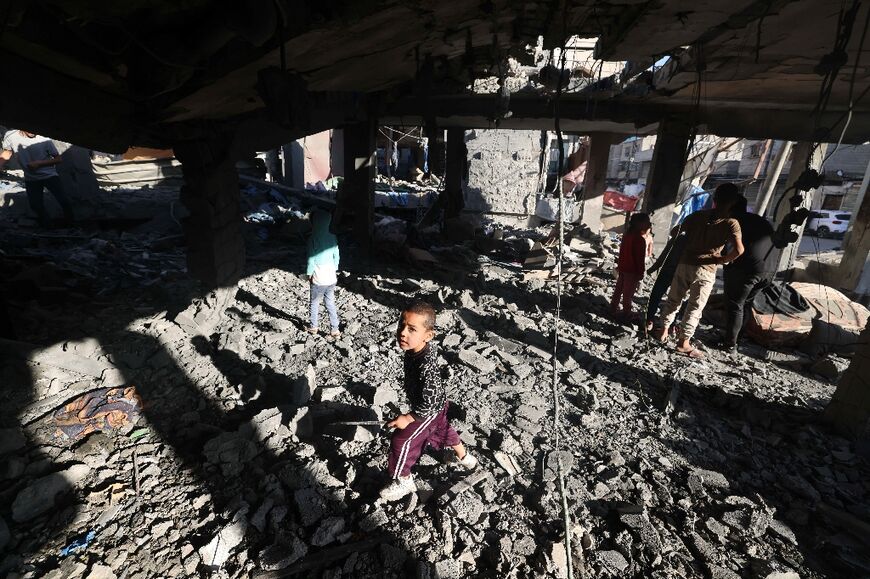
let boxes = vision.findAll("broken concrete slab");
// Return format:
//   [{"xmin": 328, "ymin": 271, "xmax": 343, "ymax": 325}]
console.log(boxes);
[
  {"xmin": 203, "ymin": 432, "xmax": 259, "ymax": 477},
  {"xmin": 458, "ymin": 348, "xmax": 497, "ymax": 373},
  {"xmin": 12, "ymin": 463, "xmax": 90, "ymax": 522},
  {"xmin": 199, "ymin": 508, "xmax": 248, "ymax": 570},
  {"xmin": 493, "ymin": 451, "xmax": 521, "ymax": 476}
]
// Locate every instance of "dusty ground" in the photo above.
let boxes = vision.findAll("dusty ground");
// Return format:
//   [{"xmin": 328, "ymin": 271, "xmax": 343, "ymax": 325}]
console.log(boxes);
[{"xmin": 0, "ymin": 182, "xmax": 868, "ymax": 578}]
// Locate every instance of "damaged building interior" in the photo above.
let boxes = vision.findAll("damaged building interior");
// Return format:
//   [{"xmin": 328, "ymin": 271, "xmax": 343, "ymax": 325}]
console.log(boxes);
[{"xmin": 3, "ymin": 0, "xmax": 870, "ymax": 577}]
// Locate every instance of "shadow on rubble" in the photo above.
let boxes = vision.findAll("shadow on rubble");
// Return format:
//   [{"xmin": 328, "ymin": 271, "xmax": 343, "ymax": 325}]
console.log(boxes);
[
  {"xmin": 1, "ymin": 298, "xmax": 414, "ymax": 577},
  {"xmin": 339, "ymin": 255, "xmax": 866, "ymax": 578}
]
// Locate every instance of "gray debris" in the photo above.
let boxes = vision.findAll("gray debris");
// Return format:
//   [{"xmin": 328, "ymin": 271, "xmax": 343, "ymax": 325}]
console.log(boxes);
[
  {"xmin": 12, "ymin": 464, "xmax": 90, "ymax": 522},
  {"xmin": 199, "ymin": 508, "xmax": 248, "ymax": 569}
]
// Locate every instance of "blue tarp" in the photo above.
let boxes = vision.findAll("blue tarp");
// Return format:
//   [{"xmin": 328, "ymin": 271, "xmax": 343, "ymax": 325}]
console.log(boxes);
[{"xmin": 675, "ymin": 186, "xmax": 711, "ymax": 224}]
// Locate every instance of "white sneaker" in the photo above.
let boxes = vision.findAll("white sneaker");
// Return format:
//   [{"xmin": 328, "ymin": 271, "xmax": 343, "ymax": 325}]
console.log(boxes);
[
  {"xmin": 458, "ymin": 452, "xmax": 478, "ymax": 471},
  {"xmin": 379, "ymin": 476, "xmax": 416, "ymax": 501}
]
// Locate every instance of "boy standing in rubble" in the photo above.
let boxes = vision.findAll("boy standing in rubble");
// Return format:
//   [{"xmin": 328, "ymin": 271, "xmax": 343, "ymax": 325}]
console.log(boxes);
[
  {"xmin": 653, "ymin": 183, "xmax": 744, "ymax": 358},
  {"xmin": 380, "ymin": 300, "xmax": 477, "ymax": 501}
]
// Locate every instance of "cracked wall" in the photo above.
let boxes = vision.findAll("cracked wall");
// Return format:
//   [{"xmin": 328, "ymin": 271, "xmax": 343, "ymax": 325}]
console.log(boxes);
[{"xmin": 463, "ymin": 129, "xmax": 542, "ymax": 216}]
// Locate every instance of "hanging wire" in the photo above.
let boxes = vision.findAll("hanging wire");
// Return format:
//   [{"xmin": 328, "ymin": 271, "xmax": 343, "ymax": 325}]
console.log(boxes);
[
  {"xmin": 549, "ymin": 6, "xmax": 574, "ymax": 575},
  {"xmin": 822, "ymin": 2, "xmax": 870, "ymax": 168}
]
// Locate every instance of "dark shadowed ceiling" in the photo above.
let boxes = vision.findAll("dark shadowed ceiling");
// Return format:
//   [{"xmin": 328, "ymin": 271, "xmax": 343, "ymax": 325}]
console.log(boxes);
[{"xmin": 1, "ymin": 0, "xmax": 868, "ymax": 151}]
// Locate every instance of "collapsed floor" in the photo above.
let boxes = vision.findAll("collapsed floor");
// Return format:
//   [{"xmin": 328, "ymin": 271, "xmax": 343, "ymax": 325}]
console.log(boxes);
[{"xmin": 0, "ymin": 183, "xmax": 869, "ymax": 579}]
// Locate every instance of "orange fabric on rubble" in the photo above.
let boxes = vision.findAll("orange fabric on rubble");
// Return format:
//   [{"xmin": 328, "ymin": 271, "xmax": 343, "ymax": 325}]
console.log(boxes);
[{"xmin": 53, "ymin": 386, "xmax": 143, "ymax": 441}]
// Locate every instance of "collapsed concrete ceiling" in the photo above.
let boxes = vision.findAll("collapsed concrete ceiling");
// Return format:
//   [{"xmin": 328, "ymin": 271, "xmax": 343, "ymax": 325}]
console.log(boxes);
[{"xmin": 1, "ymin": 0, "xmax": 868, "ymax": 152}]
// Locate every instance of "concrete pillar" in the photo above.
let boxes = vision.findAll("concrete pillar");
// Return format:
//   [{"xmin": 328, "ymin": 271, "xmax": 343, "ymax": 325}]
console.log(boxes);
[
  {"xmin": 282, "ymin": 141, "xmax": 304, "ymax": 188},
  {"xmin": 445, "ymin": 128, "xmax": 466, "ymax": 218},
  {"xmin": 425, "ymin": 120, "xmax": 445, "ymax": 180},
  {"xmin": 174, "ymin": 137, "xmax": 245, "ymax": 289},
  {"xmin": 642, "ymin": 119, "xmax": 692, "ymax": 253},
  {"xmin": 342, "ymin": 118, "xmax": 377, "ymax": 243},
  {"xmin": 775, "ymin": 142, "xmax": 827, "ymax": 273},
  {"xmin": 836, "ymin": 176, "xmax": 870, "ymax": 293},
  {"xmin": 841, "ymin": 155, "xmax": 870, "ymax": 247},
  {"xmin": 581, "ymin": 132, "xmax": 615, "ymax": 234},
  {"xmin": 824, "ymin": 317, "xmax": 870, "ymax": 437},
  {"xmin": 757, "ymin": 141, "xmax": 793, "ymax": 216},
  {"xmin": 264, "ymin": 149, "xmax": 282, "ymax": 182}
]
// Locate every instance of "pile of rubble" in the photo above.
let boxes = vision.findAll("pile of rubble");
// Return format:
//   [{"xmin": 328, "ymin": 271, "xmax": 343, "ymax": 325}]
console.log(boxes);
[{"xmin": 0, "ymin": 210, "xmax": 868, "ymax": 579}]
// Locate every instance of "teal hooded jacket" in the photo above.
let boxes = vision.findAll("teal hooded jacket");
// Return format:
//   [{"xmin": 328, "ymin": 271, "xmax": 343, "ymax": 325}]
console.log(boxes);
[{"xmin": 306, "ymin": 210, "xmax": 340, "ymax": 276}]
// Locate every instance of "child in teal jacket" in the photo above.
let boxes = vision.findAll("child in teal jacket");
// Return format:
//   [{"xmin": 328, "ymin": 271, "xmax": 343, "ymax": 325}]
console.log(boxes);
[{"xmin": 306, "ymin": 210, "xmax": 341, "ymax": 336}]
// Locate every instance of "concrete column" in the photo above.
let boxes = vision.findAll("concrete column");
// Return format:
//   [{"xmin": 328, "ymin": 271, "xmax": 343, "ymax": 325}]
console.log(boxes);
[
  {"xmin": 425, "ymin": 121, "xmax": 445, "ymax": 180},
  {"xmin": 836, "ymin": 176, "xmax": 870, "ymax": 292},
  {"xmin": 174, "ymin": 137, "xmax": 245, "ymax": 289},
  {"xmin": 775, "ymin": 142, "xmax": 827, "ymax": 273},
  {"xmin": 824, "ymin": 317, "xmax": 870, "ymax": 437},
  {"xmin": 445, "ymin": 128, "xmax": 466, "ymax": 218},
  {"xmin": 581, "ymin": 132, "xmax": 615, "ymax": 234},
  {"xmin": 342, "ymin": 118, "xmax": 377, "ymax": 243},
  {"xmin": 642, "ymin": 119, "xmax": 692, "ymax": 252},
  {"xmin": 264, "ymin": 149, "xmax": 282, "ymax": 182},
  {"xmin": 841, "ymin": 155, "xmax": 870, "ymax": 247},
  {"xmin": 757, "ymin": 141, "xmax": 793, "ymax": 216},
  {"xmin": 282, "ymin": 141, "xmax": 304, "ymax": 188}
]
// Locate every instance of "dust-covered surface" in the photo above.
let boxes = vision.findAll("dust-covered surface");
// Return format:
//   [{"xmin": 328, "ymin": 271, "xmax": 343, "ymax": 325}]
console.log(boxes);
[{"xmin": 0, "ymin": 199, "xmax": 868, "ymax": 579}]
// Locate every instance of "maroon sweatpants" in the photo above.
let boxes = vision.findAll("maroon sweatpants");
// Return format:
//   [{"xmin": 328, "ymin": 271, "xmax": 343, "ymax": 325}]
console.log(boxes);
[{"xmin": 388, "ymin": 403, "xmax": 460, "ymax": 479}]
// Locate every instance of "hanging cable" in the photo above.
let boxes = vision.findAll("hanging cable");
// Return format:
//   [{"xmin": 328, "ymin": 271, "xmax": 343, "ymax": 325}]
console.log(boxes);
[
  {"xmin": 550, "ymin": 11, "xmax": 574, "ymax": 577},
  {"xmin": 823, "ymin": 2, "xmax": 870, "ymax": 167}
]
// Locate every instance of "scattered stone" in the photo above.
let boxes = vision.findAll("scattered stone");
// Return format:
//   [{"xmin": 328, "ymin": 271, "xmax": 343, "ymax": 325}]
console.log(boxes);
[
  {"xmin": 434, "ymin": 558, "xmax": 463, "ymax": 579},
  {"xmin": 259, "ymin": 537, "xmax": 309, "ymax": 571},
  {"xmin": 12, "ymin": 464, "xmax": 90, "ymax": 522},
  {"xmin": 458, "ymin": 348, "xmax": 496, "ymax": 373},
  {"xmin": 312, "ymin": 516, "xmax": 345, "ymax": 546},
  {"xmin": 598, "ymin": 550, "xmax": 629, "ymax": 573},
  {"xmin": 203, "ymin": 433, "xmax": 259, "ymax": 477},
  {"xmin": 199, "ymin": 509, "xmax": 248, "ymax": 569},
  {"xmin": 550, "ymin": 541, "xmax": 569, "ymax": 578},
  {"xmin": 295, "ymin": 488, "xmax": 327, "ymax": 526},
  {"xmin": 86, "ymin": 564, "xmax": 117, "ymax": 579},
  {"xmin": 493, "ymin": 451, "xmax": 521, "ymax": 476}
]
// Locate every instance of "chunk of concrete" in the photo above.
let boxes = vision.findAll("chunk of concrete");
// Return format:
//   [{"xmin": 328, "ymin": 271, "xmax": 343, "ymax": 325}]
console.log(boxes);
[
  {"xmin": 199, "ymin": 510, "xmax": 247, "ymax": 569},
  {"xmin": 202, "ymin": 432, "xmax": 259, "ymax": 477},
  {"xmin": 458, "ymin": 348, "xmax": 496, "ymax": 373},
  {"xmin": 312, "ymin": 516, "xmax": 345, "ymax": 546},
  {"xmin": 86, "ymin": 564, "xmax": 117, "ymax": 579},
  {"xmin": 12, "ymin": 463, "xmax": 90, "ymax": 522},
  {"xmin": 598, "ymin": 550, "xmax": 629, "ymax": 573},
  {"xmin": 293, "ymin": 364, "xmax": 316, "ymax": 406}
]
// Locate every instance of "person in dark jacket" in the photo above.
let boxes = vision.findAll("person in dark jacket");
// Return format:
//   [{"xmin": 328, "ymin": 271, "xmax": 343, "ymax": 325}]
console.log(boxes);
[{"xmin": 717, "ymin": 195, "xmax": 775, "ymax": 352}]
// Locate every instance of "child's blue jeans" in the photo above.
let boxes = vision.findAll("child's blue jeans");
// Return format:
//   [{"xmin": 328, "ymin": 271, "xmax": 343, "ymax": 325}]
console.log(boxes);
[{"xmin": 310, "ymin": 284, "xmax": 339, "ymax": 330}]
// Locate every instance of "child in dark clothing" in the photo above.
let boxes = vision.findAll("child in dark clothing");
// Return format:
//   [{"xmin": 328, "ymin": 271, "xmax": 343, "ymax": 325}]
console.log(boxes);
[
  {"xmin": 610, "ymin": 212, "xmax": 651, "ymax": 320},
  {"xmin": 645, "ymin": 232, "xmax": 688, "ymax": 330},
  {"xmin": 380, "ymin": 301, "xmax": 477, "ymax": 501}
]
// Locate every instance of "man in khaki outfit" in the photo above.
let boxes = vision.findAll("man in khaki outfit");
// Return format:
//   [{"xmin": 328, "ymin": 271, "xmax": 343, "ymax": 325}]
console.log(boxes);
[{"xmin": 653, "ymin": 183, "xmax": 744, "ymax": 358}]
